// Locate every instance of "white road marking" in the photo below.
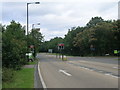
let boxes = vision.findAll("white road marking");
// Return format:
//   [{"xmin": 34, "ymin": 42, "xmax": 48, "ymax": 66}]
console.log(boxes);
[
  {"xmin": 105, "ymin": 73, "xmax": 118, "ymax": 78},
  {"xmin": 98, "ymin": 71, "xmax": 103, "ymax": 73},
  {"xmin": 59, "ymin": 69, "xmax": 72, "ymax": 76},
  {"xmin": 68, "ymin": 62, "xmax": 119, "ymax": 79},
  {"xmin": 38, "ymin": 62, "xmax": 47, "ymax": 89},
  {"xmin": 83, "ymin": 67, "xmax": 89, "ymax": 70},
  {"xmin": 89, "ymin": 69, "xmax": 93, "ymax": 71},
  {"xmin": 105, "ymin": 73, "xmax": 111, "ymax": 76},
  {"xmin": 113, "ymin": 67, "xmax": 118, "ymax": 69},
  {"xmin": 111, "ymin": 75, "xmax": 118, "ymax": 78}
]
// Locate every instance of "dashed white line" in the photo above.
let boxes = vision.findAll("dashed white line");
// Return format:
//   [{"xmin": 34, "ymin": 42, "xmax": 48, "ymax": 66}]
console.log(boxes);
[
  {"xmin": 113, "ymin": 67, "xmax": 118, "ymax": 69},
  {"xmin": 105, "ymin": 73, "xmax": 118, "ymax": 78},
  {"xmin": 105, "ymin": 73, "xmax": 111, "ymax": 76},
  {"xmin": 68, "ymin": 62, "xmax": 119, "ymax": 79},
  {"xmin": 59, "ymin": 69, "xmax": 72, "ymax": 76}
]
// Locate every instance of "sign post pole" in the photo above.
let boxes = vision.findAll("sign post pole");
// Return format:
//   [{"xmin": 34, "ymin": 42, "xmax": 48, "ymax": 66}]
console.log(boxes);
[{"xmin": 58, "ymin": 43, "xmax": 64, "ymax": 60}]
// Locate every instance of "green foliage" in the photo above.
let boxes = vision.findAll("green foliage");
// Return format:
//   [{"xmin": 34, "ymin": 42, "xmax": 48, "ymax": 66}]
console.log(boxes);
[
  {"xmin": 64, "ymin": 27, "xmax": 85, "ymax": 55},
  {"xmin": 73, "ymin": 17, "xmax": 119, "ymax": 56},
  {"xmin": 28, "ymin": 29, "xmax": 43, "ymax": 56},
  {"xmin": 2, "ymin": 67, "xmax": 15, "ymax": 82},
  {"xmin": 40, "ymin": 37, "xmax": 63, "ymax": 53},
  {"xmin": 41, "ymin": 16, "xmax": 119, "ymax": 56},
  {"xmin": 86, "ymin": 17, "xmax": 104, "ymax": 28},
  {"xmin": 2, "ymin": 20, "xmax": 44, "ymax": 69},
  {"xmin": 2, "ymin": 20, "xmax": 27, "ymax": 69},
  {"xmin": 2, "ymin": 68, "xmax": 34, "ymax": 88}
]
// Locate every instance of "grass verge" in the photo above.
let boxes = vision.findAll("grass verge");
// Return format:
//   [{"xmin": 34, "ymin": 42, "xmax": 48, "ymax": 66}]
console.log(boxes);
[{"xmin": 2, "ymin": 68, "xmax": 34, "ymax": 88}]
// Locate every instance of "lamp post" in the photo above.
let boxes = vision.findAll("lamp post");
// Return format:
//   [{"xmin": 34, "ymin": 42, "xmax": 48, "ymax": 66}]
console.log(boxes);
[
  {"xmin": 32, "ymin": 23, "xmax": 40, "ymax": 29},
  {"xmin": 26, "ymin": 2, "xmax": 40, "ymax": 61},
  {"xmin": 31, "ymin": 23, "xmax": 40, "ymax": 59},
  {"xmin": 27, "ymin": 2, "xmax": 40, "ymax": 35}
]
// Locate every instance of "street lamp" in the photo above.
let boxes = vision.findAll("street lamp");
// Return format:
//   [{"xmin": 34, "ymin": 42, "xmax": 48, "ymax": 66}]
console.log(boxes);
[
  {"xmin": 32, "ymin": 23, "xmax": 40, "ymax": 29},
  {"xmin": 27, "ymin": 2, "xmax": 40, "ymax": 35},
  {"xmin": 26, "ymin": 2, "xmax": 40, "ymax": 61},
  {"xmin": 31, "ymin": 23, "xmax": 40, "ymax": 59}
]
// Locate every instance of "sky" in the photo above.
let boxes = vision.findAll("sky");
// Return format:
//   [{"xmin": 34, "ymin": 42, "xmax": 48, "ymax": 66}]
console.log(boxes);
[{"xmin": 1, "ymin": 0, "xmax": 119, "ymax": 41}]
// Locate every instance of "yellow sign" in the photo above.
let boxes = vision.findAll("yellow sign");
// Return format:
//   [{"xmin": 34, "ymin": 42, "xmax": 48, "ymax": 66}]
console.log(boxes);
[{"xmin": 114, "ymin": 50, "xmax": 118, "ymax": 54}]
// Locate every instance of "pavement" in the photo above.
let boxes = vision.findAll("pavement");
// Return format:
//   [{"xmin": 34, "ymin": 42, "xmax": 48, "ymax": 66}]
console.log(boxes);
[{"xmin": 36, "ymin": 53, "xmax": 119, "ymax": 88}]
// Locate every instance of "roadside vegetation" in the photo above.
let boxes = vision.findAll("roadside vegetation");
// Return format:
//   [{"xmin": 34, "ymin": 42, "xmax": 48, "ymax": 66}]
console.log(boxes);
[
  {"xmin": 1, "ymin": 21, "xmax": 43, "ymax": 87},
  {"xmin": 2, "ymin": 68, "xmax": 34, "ymax": 88},
  {"xmin": 40, "ymin": 17, "xmax": 120, "ymax": 56},
  {"xmin": 1, "ymin": 16, "xmax": 120, "ymax": 88}
]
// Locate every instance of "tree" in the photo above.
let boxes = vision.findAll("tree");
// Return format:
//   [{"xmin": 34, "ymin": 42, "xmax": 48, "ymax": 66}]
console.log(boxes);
[
  {"xmin": 64, "ymin": 27, "xmax": 84, "ymax": 55},
  {"xmin": 86, "ymin": 17, "xmax": 104, "ymax": 28},
  {"xmin": 40, "ymin": 37, "xmax": 63, "ymax": 53},
  {"xmin": 2, "ymin": 20, "xmax": 27, "ymax": 69},
  {"xmin": 28, "ymin": 29, "xmax": 43, "ymax": 57},
  {"xmin": 74, "ymin": 20, "xmax": 118, "ymax": 56}
]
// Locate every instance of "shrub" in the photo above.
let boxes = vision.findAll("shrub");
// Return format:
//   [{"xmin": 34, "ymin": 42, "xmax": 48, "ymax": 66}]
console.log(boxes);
[{"xmin": 2, "ymin": 67, "xmax": 15, "ymax": 82}]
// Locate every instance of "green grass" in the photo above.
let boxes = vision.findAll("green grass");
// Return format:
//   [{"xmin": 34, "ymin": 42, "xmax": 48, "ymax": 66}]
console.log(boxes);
[
  {"xmin": 2, "ymin": 68, "xmax": 34, "ymax": 88},
  {"xmin": 28, "ymin": 61, "xmax": 37, "ymax": 65}
]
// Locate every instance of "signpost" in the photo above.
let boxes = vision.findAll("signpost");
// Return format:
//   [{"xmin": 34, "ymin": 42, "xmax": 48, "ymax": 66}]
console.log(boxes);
[
  {"xmin": 48, "ymin": 49, "xmax": 53, "ymax": 53},
  {"xmin": 90, "ymin": 44, "xmax": 95, "ymax": 56},
  {"xmin": 114, "ymin": 50, "xmax": 118, "ymax": 54},
  {"xmin": 114, "ymin": 50, "xmax": 120, "ymax": 61},
  {"xmin": 58, "ymin": 43, "xmax": 64, "ymax": 60}
]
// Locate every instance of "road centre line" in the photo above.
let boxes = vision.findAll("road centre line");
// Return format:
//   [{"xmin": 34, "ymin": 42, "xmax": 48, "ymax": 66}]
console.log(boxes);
[
  {"xmin": 113, "ymin": 67, "xmax": 119, "ymax": 69},
  {"xmin": 67, "ymin": 62, "xmax": 119, "ymax": 78},
  {"xmin": 105, "ymin": 73, "xmax": 118, "ymax": 78},
  {"xmin": 59, "ymin": 69, "xmax": 72, "ymax": 76}
]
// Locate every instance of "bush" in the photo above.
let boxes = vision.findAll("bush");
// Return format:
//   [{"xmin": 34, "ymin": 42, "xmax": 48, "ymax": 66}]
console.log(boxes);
[{"xmin": 2, "ymin": 67, "xmax": 15, "ymax": 82}]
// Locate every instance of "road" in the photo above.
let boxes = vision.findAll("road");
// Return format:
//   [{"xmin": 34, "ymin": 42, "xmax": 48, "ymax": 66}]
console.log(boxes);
[{"xmin": 37, "ymin": 53, "xmax": 118, "ymax": 88}]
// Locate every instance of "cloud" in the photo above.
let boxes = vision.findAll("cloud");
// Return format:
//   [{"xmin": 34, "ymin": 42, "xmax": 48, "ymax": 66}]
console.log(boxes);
[
  {"xmin": 40, "ymin": 28, "xmax": 68, "ymax": 41},
  {"xmin": 1, "ymin": 0, "xmax": 119, "ymax": 41}
]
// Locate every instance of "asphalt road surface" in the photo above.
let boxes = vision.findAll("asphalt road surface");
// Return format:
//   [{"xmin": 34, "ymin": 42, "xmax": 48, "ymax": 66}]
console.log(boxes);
[{"xmin": 37, "ymin": 53, "xmax": 118, "ymax": 88}]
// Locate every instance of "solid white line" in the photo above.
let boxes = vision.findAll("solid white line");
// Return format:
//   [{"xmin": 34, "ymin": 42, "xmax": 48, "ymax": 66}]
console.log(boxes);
[
  {"xmin": 38, "ymin": 62, "xmax": 47, "ymax": 89},
  {"xmin": 59, "ymin": 69, "xmax": 72, "ymax": 76}
]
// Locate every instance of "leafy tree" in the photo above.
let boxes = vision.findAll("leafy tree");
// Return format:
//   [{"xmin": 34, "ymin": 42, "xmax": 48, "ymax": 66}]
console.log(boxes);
[
  {"xmin": 64, "ymin": 27, "xmax": 84, "ymax": 55},
  {"xmin": 2, "ymin": 20, "xmax": 27, "ymax": 69},
  {"xmin": 40, "ymin": 37, "xmax": 63, "ymax": 53},
  {"xmin": 74, "ymin": 20, "xmax": 118, "ymax": 56},
  {"xmin": 86, "ymin": 17, "xmax": 104, "ymax": 28},
  {"xmin": 28, "ymin": 29, "xmax": 43, "ymax": 57}
]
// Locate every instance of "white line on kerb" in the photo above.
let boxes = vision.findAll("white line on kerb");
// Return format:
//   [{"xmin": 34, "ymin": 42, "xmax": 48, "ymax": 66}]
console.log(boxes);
[
  {"xmin": 59, "ymin": 69, "xmax": 72, "ymax": 76},
  {"xmin": 38, "ymin": 62, "xmax": 47, "ymax": 89}
]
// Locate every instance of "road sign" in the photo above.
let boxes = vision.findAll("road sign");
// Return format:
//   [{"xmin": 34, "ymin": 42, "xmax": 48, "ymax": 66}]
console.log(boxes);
[
  {"xmin": 30, "ymin": 45, "xmax": 34, "ymax": 48},
  {"xmin": 48, "ymin": 49, "xmax": 53, "ymax": 53},
  {"xmin": 114, "ymin": 50, "xmax": 118, "ymax": 54},
  {"xmin": 58, "ymin": 43, "xmax": 64, "ymax": 50},
  {"xmin": 58, "ymin": 43, "xmax": 64, "ymax": 46}
]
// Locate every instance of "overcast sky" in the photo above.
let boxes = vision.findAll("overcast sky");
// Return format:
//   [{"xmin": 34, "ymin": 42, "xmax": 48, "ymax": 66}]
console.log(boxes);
[{"xmin": 1, "ymin": 0, "xmax": 119, "ymax": 41}]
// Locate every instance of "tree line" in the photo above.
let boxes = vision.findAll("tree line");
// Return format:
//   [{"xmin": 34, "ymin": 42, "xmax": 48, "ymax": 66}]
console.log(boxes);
[
  {"xmin": 40, "ymin": 17, "xmax": 120, "ymax": 56},
  {"xmin": 2, "ymin": 20, "xmax": 43, "ymax": 70}
]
